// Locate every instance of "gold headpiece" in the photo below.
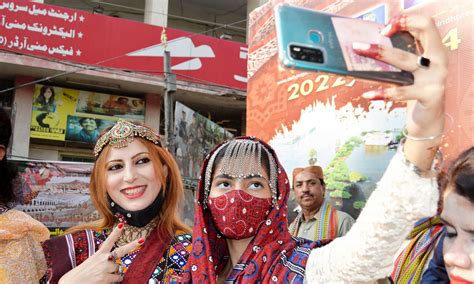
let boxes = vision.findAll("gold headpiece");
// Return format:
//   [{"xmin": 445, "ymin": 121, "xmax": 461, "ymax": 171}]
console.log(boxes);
[{"xmin": 93, "ymin": 120, "xmax": 161, "ymax": 157}]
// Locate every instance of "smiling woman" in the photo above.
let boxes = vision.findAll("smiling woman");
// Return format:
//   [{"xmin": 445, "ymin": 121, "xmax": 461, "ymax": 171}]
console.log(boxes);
[
  {"xmin": 40, "ymin": 120, "xmax": 192, "ymax": 283},
  {"xmin": 105, "ymin": 140, "xmax": 162, "ymax": 212}
]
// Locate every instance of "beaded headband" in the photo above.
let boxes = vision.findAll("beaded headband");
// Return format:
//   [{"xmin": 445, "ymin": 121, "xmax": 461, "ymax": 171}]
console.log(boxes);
[
  {"xmin": 203, "ymin": 139, "xmax": 279, "ymax": 209},
  {"xmin": 93, "ymin": 120, "xmax": 161, "ymax": 157}
]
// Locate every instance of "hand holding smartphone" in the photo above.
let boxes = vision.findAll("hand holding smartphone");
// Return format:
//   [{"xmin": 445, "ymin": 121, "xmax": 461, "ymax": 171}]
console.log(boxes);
[{"xmin": 274, "ymin": 4, "xmax": 416, "ymax": 85}]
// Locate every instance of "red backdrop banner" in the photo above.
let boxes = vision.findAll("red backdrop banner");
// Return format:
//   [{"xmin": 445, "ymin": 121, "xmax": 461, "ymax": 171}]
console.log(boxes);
[
  {"xmin": 247, "ymin": 0, "xmax": 473, "ymax": 163},
  {"xmin": 0, "ymin": 0, "xmax": 247, "ymax": 90},
  {"xmin": 247, "ymin": 0, "xmax": 473, "ymax": 220}
]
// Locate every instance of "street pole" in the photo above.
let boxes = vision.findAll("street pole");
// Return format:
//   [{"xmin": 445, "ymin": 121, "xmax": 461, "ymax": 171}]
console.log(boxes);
[{"xmin": 163, "ymin": 50, "xmax": 176, "ymax": 153}]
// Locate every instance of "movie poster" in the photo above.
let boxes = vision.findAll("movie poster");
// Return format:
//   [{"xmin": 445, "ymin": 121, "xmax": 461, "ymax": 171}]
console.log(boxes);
[
  {"xmin": 174, "ymin": 102, "xmax": 233, "ymax": 180},
  {"xmin": 75, "ymin": 92, "xmax": 145, "ymax": 118},
  {"xmin": 30, "ymin": 85, "xmax": 78, "ymax": 141},
  {"xmin": 247, "ymin": 0, "xmax": 473, "ymax": 220},
  {"xmin": 30, "ymin": 84, "xmax": 146, "ymax": 144},
  {"xmin": 65, "ymin": 116, "xmax": 116, "ymax": 144}
]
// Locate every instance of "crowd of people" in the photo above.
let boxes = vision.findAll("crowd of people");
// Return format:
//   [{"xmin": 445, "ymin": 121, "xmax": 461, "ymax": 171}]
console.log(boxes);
[{"xmin": 0, "ymin": 13, "xmax": 473, "ymax": 284}]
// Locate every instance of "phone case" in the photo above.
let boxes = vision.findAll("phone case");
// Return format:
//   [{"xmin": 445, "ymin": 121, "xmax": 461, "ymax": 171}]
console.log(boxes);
[{"xmin": 274, "ymin": 4, "xmax": 416, "ymax": 85}]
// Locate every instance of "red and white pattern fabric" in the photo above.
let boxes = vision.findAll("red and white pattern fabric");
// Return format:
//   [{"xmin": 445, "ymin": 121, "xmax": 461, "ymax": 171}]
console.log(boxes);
[{"xmin": 208, "ymin": 190, "xmax": 272, "ymax": 240}]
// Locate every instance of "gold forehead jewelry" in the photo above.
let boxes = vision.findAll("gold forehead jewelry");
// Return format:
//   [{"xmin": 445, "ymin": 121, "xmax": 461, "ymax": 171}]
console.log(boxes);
[{"xmin": 93, "ymin": 120, "xmax": 161, "ymax": 157}]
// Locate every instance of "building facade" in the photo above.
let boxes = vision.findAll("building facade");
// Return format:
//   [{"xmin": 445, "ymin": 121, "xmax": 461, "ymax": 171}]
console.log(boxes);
[{"xmin": 0, "ymin": 0, "xmax": 250, "ymax": 164}]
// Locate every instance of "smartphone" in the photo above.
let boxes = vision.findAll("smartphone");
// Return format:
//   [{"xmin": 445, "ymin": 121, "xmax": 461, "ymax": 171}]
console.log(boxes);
[{"xmin": 274, "ymin": 4, "xmax": 416, "ymax": 85}]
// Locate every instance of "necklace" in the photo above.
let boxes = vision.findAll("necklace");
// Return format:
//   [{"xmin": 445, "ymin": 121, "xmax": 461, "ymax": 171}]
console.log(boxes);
[{"xmin": 116, "ymin": 216, "xmax": 158, "ymax": 246}]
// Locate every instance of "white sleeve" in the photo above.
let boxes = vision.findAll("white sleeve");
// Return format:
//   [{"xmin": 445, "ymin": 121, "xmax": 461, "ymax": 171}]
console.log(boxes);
[{"xmin": 304, "ymin": 150, "xmax": 439, "ymax": 283}]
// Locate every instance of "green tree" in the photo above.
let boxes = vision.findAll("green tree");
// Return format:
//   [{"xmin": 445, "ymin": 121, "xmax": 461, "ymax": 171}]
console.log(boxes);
[
  {"xmin": 353, "ymin": 200, "xmax": 366, "ymax": 209},
  {"xmin": 330, "ymin": 189, "xmax": 352, "ymax": 199},
  {"xmin": 349, "ymin": 171, "xmax": 367, "ymax": 183}
]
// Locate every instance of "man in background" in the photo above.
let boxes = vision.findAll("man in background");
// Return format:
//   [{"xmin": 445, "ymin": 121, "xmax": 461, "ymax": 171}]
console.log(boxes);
[{"xmin": 289, "ymin": 165, "xmax": 355, "ymax": 241}]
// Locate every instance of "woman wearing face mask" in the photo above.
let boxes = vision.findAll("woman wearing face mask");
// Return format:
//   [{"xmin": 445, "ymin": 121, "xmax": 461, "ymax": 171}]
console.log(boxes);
[
  {"xmin": 185, "ymin": 14, "xmax": 448, "ymax": 283},
  {"xmin": 41, "ymin": 120, "xmax": 192, "ymax": 283},
  {"xmin": 421, "ymin": 147, "xmax": 474, "ymax": 283}
]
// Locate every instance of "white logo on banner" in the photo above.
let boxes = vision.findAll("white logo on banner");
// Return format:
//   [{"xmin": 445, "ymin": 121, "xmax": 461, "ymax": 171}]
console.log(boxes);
[
  {"xmin": 234, "ymin": 47, "xmax": 248, "ymax": 83},
  {"xmin": 126, "ymin": 37, "xmax": 215, "ymax": 71}
]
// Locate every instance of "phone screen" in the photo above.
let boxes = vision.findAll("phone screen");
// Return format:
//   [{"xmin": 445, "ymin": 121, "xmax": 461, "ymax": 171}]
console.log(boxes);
[{"xmin": 331, "ymin": 17, "xmax": 400, "ymax": 72}]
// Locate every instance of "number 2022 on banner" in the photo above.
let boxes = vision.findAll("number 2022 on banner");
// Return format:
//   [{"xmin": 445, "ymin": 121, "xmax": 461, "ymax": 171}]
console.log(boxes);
[{"xmin": 287, "ymin": 75, "xmax": 356, "ymax": 101}]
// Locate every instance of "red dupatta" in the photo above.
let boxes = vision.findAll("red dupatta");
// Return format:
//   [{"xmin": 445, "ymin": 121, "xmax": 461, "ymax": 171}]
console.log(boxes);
[
  {"xmin": 184, "ymin": 137, "xmax": 329, "ymax": 283},
  {"xmin": 122, "ymin": 225, "xmax": 172, "ymax": 283}
]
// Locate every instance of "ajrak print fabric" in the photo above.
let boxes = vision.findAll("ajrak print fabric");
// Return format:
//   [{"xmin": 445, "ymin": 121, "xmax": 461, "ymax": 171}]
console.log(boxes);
[
  {"xmin": 41, "ymin": 228, "xmax": 191, "ymax": 283},
  {"xmin": 184, "ymin": 136, "xmax": 329, "ymax": 283},
  {"xmin": 208, "ymin": 190, "xmax": 273, "ymax": 239}
]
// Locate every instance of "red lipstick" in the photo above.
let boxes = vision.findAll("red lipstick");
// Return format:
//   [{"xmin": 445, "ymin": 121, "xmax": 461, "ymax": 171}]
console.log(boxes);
[{"xmin": 120, "ymin": 185, "xmax": 146, "ymax": 199}]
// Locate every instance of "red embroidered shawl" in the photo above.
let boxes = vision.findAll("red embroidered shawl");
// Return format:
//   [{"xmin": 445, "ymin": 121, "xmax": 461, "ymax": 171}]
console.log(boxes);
[{"xmin": 184, "ymin": 137, "xmax": 329, "ymax": 283}]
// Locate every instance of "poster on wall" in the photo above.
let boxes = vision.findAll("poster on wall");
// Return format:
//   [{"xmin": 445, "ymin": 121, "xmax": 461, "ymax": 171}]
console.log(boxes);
[
  {"xmin": 247, "ymin": 0, "xmax": 473, "ymax": 220},
  {"xmin": 30, "ymin": 85, "xmax": 77, "ymax": 141},
  {"xmin": 30, "ymin": 84, "xmax": 145, "ymax": 143},
  {"xmin": 174, "ymin": 102, "xmax": 233, "ymax": 180},
  {"xmin": 11, "ymin": 159, "xmax": 96, "ymax": 235},
  {"xmin": 65, "ymin": 116, "xmax": 116, "ymax": 144},
  {"xmin": 0, "ymin": 0, "xmax": 247, "ymax": 90},
  {"xmin": 75, "ymin": 92, "xmax": 145, "ymax": 117}
]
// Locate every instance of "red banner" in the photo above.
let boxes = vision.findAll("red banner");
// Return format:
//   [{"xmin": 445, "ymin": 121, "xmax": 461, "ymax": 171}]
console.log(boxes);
[
  {"xmin": 247, "ymin": 0, "xmax": 473, "ymax": 162},
  {"xmin": 0, "ymin": 1, "xmax": 247, "ymax": 90},
  {"xmin": 247, "ymin": 0, "xmax": 473, "ymax": 219}
]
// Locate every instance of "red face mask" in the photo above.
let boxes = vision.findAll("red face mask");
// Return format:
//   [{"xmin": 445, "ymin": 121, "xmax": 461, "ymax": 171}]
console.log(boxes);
[{"xmin": 208, "ymin": 190, "xmax": 272, "ymax": 240}]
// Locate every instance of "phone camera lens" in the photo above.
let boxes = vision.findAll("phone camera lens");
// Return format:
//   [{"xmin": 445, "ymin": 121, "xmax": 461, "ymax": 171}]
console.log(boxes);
[
  {"xmin": 314, "ymin": 50, "xmax": 323, "ymax": 63},
  {"xmin": 289, "ymin": 45, "xmax": 323, "ymax": 63}
]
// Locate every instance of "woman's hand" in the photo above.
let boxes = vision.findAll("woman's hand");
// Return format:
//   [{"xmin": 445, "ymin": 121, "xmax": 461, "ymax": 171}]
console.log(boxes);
[
  {"xmin": 58, "ymin": 224, "xmax": 143, "ymax": 284},
  {"xmin": 353, "ymin": 14, "xmax": 448, "ymax": 170}
]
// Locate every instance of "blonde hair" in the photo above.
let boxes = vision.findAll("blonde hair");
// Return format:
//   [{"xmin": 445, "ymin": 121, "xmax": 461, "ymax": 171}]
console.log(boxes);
[{"xmin": 67, "ymin": 137, "xmax": 191, "ymax": 236}]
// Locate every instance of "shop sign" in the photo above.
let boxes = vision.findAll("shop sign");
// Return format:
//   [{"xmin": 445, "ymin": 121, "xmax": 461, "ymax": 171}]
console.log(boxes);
[{"xmin": 0, "ymin": 1, "xmax": 247, "ymax": 90}]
